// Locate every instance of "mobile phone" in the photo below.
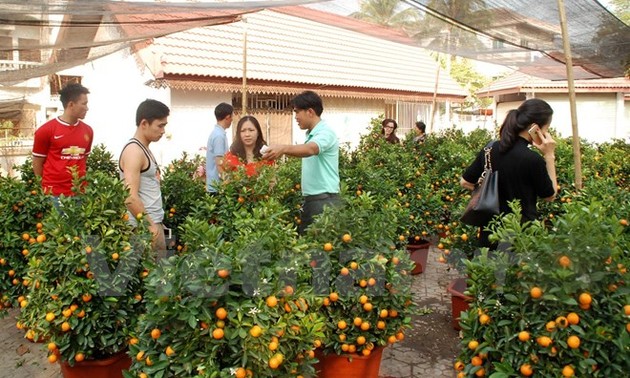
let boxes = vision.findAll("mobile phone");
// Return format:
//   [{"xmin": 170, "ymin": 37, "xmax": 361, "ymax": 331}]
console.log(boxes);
[{"xmin": 528, "ymin": 125, "xmax": 543, "ymax": 145}]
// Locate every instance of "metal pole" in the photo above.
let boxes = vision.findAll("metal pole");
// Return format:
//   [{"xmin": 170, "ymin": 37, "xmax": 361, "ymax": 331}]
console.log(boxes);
[
  {"xmin": 242, "ymin": 17, "xmax": 248, "ymax": 116},
  {"xmin": 557, "ymin": 0, "xmax": 582, "ymax": 189}
]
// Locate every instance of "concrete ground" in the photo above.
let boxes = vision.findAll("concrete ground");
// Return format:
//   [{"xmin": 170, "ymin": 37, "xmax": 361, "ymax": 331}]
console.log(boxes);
[
  {"xmin": 0, "ymin": 246, "xmax": 461, "ymax": 378},
  {"xmin": 379, "ymin": 246, "xmax": 461, "ymax": 378}
]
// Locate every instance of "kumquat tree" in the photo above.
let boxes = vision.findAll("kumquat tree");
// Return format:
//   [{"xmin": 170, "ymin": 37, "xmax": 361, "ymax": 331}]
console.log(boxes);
[{"xmin": 1, "ymin": 118, "xmax": 628, "ymax": 378}]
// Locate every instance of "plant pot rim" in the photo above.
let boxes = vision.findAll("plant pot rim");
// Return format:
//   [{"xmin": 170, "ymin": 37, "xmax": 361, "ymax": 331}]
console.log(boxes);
[
  {"xmin": 316, "ymin": 346, "xmax": 385, "ymax": 360},
  {"xmin": 406, "ymin": 241, "xmax": 431, "ymax": 248},
  {"xmin": 59, "ymin": 349, "xmax": 129, "ymax": 368},
  {"xmin": 446, "ymin": 277, "xmax": 472, "ymax": 301}
]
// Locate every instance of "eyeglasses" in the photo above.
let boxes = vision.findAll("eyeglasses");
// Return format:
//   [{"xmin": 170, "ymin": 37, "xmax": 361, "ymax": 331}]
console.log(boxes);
[{"xmin": 384, "ymin": 126, "xmax": 394, "ymax": 129}]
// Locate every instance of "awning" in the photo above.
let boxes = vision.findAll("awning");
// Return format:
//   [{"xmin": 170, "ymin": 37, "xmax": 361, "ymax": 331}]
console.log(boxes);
[{"xmin": 147, "ymin": 78, "xmax": 466, "ymax": 103}]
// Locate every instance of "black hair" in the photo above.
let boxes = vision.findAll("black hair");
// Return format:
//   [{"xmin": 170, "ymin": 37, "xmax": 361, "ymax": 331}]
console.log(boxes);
[
  {"xmin": 135, "ymin": 99, "xmax": 170, "ymax": 126},
  {"xmin": 415, "ymin": 121, "xmax": 426, "ymax": 133},
  {"xmin": 498, "ymin": 99, "xmax": 553, "ymax": 153},
  {"xmin": 230, "ymin": 115, "xmax": 267, "ymax": 160},
  {"xmin": 291, "ymin": 91, "xmax": 323, "ymax": 116},
  {"xmin": 381, "ymin": 118, "xmax": 400, "ymax": 144},
  {"xmin": 382, "ymin": 118, "xmax": 398, "ymax": 131},
  {"xmin": 214, "ymin": 102, "xmax": 234, "ymax": 121},
  {"xmin": 59, "ymin": 83, "xmax": 89, "ymax": 108}
]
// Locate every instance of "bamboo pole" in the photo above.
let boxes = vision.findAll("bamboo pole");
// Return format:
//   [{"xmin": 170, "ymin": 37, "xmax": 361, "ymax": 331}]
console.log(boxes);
[
  {"xmin": 242, "ymin": 17, "xmax": 248, "ymax": 116},
  {"xmin": 429, "ymin": 55, "xmax": 440, "ymax": 133},
  {"xmin": 557, "ymin": 0, "xmax": 582, "ymax": 189}
]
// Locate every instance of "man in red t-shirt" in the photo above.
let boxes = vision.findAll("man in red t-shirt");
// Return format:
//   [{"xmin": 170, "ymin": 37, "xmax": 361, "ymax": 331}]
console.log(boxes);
[{"xmin": 32, "ymin": 83, "xmax": 93, "ymax": 196}]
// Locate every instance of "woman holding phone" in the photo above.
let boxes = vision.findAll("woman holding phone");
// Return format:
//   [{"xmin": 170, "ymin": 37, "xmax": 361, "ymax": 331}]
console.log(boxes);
[
  {"xmin": 224, "ymin": 115, "xmax": 274, "ymax": 177},
  {"xmin": 460, "ymin": 98, "xmax": 558, "ymax": 248}
]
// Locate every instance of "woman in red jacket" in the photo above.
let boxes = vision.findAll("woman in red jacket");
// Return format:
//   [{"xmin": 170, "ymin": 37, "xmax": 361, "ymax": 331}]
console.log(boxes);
[{"xmin": 224, "ymin": 115, "xmax": 274, "ymax": 176}]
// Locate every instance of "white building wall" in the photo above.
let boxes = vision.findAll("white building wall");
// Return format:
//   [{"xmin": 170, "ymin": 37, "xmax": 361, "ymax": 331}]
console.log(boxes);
[
  {"xmin": 166, "ymin": 90, "xmax": 233, "ymax": 165},
  {"xmin": 62, "ymin": 49, "xmax": 169, "ymax": 163},
  {"xmin": 80, "ymin": 49, "xmax": 237, "ymax": 166},
  {"xmin": 294, "ymin": 97, "xmax": 384, "ymax": 149},
  {"xmin": 495, "ymin": 93, "xmax": 629, "ymax": 143},
  {"xmin": 495, "ymin": 101, "xmax": 521, "ymax": 131},
  {"xmin": 542, "ymin": 93, "xmax": 623, "ymax": 143}
]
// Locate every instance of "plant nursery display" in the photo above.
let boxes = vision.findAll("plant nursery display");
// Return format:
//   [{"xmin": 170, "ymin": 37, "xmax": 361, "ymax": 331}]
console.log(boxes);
[
  {"xmin": 0, "ymin": 174, "xmax": 50, "ymax": 318},
  {"xmin": 1, "ymin": 118, "xmax": 628, "ymax": 378},
  {"xmin": 125, "ymin": 198, "xmax": 326, "ymax": 378},
  {"xmin": 453, "ymin": 200, "xmax": 629, "ymax": 377},
  {"xmin": 302, "ymin": 193, "xmax": 416, "ymax": 377},
  {"xmin": 16, "ymin": 171, "xmax": 153, "ymax": 376}
]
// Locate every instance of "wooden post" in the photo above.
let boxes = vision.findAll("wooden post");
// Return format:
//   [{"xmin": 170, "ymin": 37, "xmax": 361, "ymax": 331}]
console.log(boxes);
[
  {"xmin": 430, "ymin": 55, "xmax": 440, "ymax": 133},
  {"xmin": 242, "ymin": 17, "xmax": 248, "ymax": 116},
  {"xmin": 557, "ymin": 0, "xmax": 582, "ymax": 189}
]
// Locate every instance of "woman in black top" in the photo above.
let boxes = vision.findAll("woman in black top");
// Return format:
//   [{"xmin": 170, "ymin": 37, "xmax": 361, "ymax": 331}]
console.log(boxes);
[
  {"xmin": 461, "ymin": 98, "xmax": 558, "ymax": 248},
  {"xmin": 381, "ymin": 118, "xmax": 400, "ymax": 144},
  {"xmin": 413, "ymin": 121, "xmax": 427, "ymax": 143}
]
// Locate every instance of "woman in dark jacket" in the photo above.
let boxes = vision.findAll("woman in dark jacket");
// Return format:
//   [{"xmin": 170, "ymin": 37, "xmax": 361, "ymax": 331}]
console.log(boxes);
[
  {"xmin": 460, "ymin": 98, "xmax": 558, "ymax": 248},
  {"xmin": 381, "ymin": 118, "xmax": 400, "ymax": 144}
]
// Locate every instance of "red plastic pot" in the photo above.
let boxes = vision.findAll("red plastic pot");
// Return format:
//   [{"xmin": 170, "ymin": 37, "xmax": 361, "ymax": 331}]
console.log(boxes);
[
  {"xmin": 59, "ymin": 350, "xmax": 131, "ymax": 378},
  {"xmin": 315, "ymin": 347, "xmax": 385, "ymax": 378},
  {"xmin": 406, "ymin": 240, "xmax": 430, "ymax": 252},
  {"xmin": 407, "ymin": 241, "xmax": 430, "ymax": 275},
  {"xmin": 446, "ymin": 277, "xmax": 472, "ymax": 330}
]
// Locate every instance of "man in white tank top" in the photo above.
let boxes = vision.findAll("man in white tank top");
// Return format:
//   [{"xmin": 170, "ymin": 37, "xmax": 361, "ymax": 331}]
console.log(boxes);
[{"xmin": 119, "ymin": 99, "xmax": 170, "ymax": 258}]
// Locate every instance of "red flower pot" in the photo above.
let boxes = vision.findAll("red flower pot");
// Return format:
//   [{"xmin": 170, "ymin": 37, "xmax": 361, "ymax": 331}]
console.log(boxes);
[
  {"xmin": 407, "ymin": 242, "xmax": 430, "ymax": 275},
  {"xmin": 59, "ymin": 350, "xmax": 131, "ymax": 378},
  {"xmin": 406, "ymin": 240, "xmax": 430, "ymax": 252},
  {"xmin": 315, "ymin": 347, "xmax": 385, "ymax": 378},
  {"xmin": 446, "ymin": 277, "xmax": 472, "ymax": 330}
]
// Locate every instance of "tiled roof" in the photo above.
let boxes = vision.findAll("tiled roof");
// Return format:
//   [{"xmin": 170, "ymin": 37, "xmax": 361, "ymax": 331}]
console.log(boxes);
[
  {"xmin": 478, "ymin": 71, "xmax": 630, "ymax": 97},
  {"xmin": 146, "ymin": 7, "xmax": 467, "ymax": 98}
]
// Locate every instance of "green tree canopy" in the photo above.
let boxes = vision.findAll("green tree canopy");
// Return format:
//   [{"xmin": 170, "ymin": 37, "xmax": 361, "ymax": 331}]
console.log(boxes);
[{"xmin": 351, "ymin": 0, "xmax": 422, "ymax": 32}]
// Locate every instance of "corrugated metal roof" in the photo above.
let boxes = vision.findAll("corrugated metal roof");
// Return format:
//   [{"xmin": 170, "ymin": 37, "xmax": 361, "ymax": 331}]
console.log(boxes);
[
  {"xmin": 147, "ymin": 7, "xmax": 467, "ymax": 97},
  {"xmin": 478, "ymin": 71, "xmax": 630, "ymax": 97}
]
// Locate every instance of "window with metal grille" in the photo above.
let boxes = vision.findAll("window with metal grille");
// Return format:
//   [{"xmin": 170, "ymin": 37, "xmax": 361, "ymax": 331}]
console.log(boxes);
[{"xmin": 232, "ymin": 93, "xmax": 293, "ymax": 112}]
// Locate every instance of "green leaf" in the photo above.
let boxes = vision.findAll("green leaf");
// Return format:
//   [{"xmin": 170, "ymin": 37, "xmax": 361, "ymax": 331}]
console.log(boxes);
[{"xmin": 187, "ymin": 314, "xmax": 197, "ymax": 329}]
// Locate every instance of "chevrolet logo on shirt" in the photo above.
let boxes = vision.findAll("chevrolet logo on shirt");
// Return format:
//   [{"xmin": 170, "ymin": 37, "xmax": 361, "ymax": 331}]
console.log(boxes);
[{"xmin": 61, "ymin": 146, "xmax": 86, "ymax": 160}]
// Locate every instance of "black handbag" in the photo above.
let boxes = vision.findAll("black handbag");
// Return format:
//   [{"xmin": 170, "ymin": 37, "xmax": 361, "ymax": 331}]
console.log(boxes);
[{"xmin": 460, "ymin": 144, "xmax": 500, "ymax": 226}]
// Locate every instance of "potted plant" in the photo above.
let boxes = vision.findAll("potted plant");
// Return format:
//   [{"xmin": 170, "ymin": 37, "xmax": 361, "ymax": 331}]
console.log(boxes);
[
  {"xmin": 433, "ymin": 214, "xmax": 479, "ymax": 330},
  {"xmin": 302, "ymin": 193, "xmax": 416, "ymax": 378},
  {"xmin": 125, "ymin": 197, "xmax": 326, "ymax": 377},
  {"xmin": 160, "ymin": 152, "xmax": 207, "ymax": 237},
  {"xmin": 453, "ymin": 200, "xmax": 629, "ymax": 377},
  {"xmin": 0, "ymin": 173, "xmax": 50, "ymax": 319},
  {"xmin": 86, "ymin": 143, "xmax": 119, "ymax": 178},
  {"xmin": 17, "ymin": 171, "xmax": 153, "ymax": 377}
]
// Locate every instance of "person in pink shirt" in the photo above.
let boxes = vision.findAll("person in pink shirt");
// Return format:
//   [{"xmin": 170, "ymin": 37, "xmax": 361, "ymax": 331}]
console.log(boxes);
[{"xmin": 32, "ymin": 83, "xmax": 93, "ymax": 197}]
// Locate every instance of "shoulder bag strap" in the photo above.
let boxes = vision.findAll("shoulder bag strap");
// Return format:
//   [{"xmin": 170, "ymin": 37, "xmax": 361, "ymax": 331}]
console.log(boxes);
[{"xmin": 477, "ymin": 143, "xmax": 494, "ymax": 185}]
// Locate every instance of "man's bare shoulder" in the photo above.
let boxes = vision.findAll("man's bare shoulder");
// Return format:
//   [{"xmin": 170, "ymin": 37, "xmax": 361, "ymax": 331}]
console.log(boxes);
[{"xmin": 120, "ymin": 143, "xmax": 146, "ymax": 171}]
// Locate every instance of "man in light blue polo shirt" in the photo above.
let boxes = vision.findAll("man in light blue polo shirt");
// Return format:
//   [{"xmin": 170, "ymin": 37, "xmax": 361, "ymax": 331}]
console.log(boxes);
[
  {"xmin": 206, "ymin": 102, "xmax": 233, "ymax": 193},
  {"xmin": 262, "ymin": 91, "xmax": 339, "ymax": 234}
]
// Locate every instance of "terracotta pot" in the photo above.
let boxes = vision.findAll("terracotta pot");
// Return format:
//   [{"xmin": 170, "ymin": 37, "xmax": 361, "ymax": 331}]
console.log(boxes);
[
  {"xmin": 446, "ymin": 277, "xmax": 472, "ymax": 330},
  {"xmin": 59, "ymin": 350, "xmax": 131, "ymax": 378},
  {"xmin": 406, "ymin": 240, "xmax": 430, "ymax": 252},
  {"xmin": 27, "ymin": 335, "xmax": 47, "ymax": 343},
  {"xmin": 315, "ymin": 347, "xmax": 385, "ymax": 378},
  {"xmin": 407, "ymin": 241, "xmax": 430, "ymax": 275}
]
